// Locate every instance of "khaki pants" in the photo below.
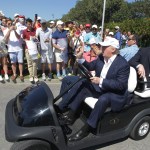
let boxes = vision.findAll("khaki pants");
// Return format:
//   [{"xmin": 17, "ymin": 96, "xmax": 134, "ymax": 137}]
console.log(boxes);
[{"xmin": 25, "ymin": 51, "xmax": 38, "ymax": 77}]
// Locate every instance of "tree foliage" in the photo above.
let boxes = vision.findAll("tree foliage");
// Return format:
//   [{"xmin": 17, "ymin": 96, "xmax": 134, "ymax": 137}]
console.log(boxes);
[
  {"xmin": 62, "ymin": 0, "xmax": 150, "ymax": 24},
  {"xmin": 61, "ymin": 0, "xmax": 150, "ymax": 47}
]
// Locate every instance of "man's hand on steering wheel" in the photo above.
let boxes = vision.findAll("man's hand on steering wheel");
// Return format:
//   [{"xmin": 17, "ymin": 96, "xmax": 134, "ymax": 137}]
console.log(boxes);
[
  {"xmin": 78, "ymin": 63, "xmax": 93, "ymax": 80},
  {"xmin": 90, "ymin": 77, "xmax": 101, "ymax": 84}
]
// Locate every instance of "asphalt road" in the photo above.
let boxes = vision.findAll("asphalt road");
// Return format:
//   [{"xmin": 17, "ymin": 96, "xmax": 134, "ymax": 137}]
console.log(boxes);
[{"xmin": 0, "ymin": 79, "xmax": 150, "ymax": 150}]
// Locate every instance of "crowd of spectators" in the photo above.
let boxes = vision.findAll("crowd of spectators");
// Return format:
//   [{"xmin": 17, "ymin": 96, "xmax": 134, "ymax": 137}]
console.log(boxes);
[{"xmin": 0, "ymin": 11, "xmax": 140, "ymax": 83}]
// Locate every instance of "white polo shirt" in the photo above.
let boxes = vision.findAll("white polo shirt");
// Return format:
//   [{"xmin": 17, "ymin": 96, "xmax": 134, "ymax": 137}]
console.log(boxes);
[
  {"xmin": 3, "ymin": 28, "xmax": 22, "ymax": 52},
  {"xmin": 36, "ymin": 27, "xmax": 52, "ymax": 50}
]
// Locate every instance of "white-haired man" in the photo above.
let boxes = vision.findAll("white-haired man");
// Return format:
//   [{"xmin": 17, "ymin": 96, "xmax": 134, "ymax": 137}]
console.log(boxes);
[{"xmin": 57, "ymin": 37, "xmax": 130, "ymax": 141}]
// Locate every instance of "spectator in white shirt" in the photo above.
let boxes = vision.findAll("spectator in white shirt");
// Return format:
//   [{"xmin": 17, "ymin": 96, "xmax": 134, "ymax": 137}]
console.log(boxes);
[
  {"xmin": 36, "ymin": 19, "xmax": 53, "ymax": 81},
  {"xmin": 3, "ymin": 19, "xmax": 24, "ymax": 82}
]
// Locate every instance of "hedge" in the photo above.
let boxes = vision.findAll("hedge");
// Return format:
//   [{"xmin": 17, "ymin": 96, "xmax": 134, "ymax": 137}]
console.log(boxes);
[{"xmin": 106, "ymin": 18, "xmax": 150, "ymax": 47}]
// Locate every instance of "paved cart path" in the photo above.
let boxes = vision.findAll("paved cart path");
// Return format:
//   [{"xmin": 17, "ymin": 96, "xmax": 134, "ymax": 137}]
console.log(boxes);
[{"xmin": 0, "ymin": 80, "xmax": 150, "ymax": 150}]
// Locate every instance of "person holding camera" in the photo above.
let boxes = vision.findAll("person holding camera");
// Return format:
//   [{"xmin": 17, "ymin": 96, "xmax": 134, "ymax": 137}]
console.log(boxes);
[{"xmin": 3, "ymin": 19, "xmax": 24, "ymax": 82}]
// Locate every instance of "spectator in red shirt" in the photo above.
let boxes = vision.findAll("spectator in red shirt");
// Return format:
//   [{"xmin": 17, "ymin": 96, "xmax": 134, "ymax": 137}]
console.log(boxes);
[
  {"xmin": 22, "ymin": 18, "xmax": 39, "ymax": 83},
  {"xmin": 83, "ymin": 38, "xmax": 98, "ymax": 62}
]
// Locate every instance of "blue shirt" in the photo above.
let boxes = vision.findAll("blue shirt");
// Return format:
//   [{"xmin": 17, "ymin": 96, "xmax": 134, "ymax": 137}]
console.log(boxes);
[
  {"xmin": 52, "ymin": 29, "xmax": 68, "ymax": 50},
  {"xmin": 114, "ymin": 31, "xmax": 122, "ymax": 48},
  {"xmin": 84, "ymin": 32, "xmax": 102, "ymax": 52},
  {"xmin": 119, "ymin": 44, "xmax": 139, "ymax": 61}
]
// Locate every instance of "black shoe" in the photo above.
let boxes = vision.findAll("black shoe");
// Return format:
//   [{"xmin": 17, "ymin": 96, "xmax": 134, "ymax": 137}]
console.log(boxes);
[
  {"xmin": 61, "ymin": 124, "xmax": 72, "ymax": 135},
  {"xmin": 68, "ymin": 124, "xmax": 90, "ymax": 142},
  {"xmin": 63, "ymin": 114, "xmax": 76, "ymax": 125}
]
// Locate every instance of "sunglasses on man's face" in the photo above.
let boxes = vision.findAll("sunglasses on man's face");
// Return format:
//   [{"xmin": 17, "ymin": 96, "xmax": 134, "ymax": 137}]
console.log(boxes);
[
  {"xmin": 7, "ymin": 23, "xmax": 12, "ymax": 25},
  {"xmin": 92, "ymin": 28, "xmax": 97, "ymax": 30},
  {"xmin": 127, "ymin": 38, "xmax": 133, "ymax": 41}
]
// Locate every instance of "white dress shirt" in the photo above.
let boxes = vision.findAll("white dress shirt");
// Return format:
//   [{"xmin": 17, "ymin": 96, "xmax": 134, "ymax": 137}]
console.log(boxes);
[
  {"xmin": 77, "ymin": 54, "xmax": 117, "ymax": 88},
  {"xmin": 99, "ymin": 55, "xmax": 117, "ymax": 88}
]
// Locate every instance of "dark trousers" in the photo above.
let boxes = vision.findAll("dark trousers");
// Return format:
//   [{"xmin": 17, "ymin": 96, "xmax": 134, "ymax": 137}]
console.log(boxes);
[
  {"xmin": 58, "ymin": 76, "xmax": 85, "ymax": 110},
  {"xmin": 69, "ymin": 85, "xmax": 111, "ymax": 128},
  {"xmin": 59, "ymin": 76, "xmax": 111, "ymax": 128}
]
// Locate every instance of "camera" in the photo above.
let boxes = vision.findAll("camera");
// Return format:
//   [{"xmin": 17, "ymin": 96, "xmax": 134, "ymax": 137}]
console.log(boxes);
[{"xmin": 35, "ymin": 14, "xmax": 38, "ymax": 19}]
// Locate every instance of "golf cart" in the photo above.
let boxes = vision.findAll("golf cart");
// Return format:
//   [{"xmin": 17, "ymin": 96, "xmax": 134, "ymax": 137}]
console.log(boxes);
[{"xmin": 5, "ymin": 64, "xmax": 150, "ymax": 150}]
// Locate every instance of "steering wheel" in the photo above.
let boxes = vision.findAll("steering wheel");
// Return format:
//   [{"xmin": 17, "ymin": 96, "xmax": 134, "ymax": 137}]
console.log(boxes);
[{"xmin": 78, "ymin": 63, "xmax": 93, "ymax": 80}]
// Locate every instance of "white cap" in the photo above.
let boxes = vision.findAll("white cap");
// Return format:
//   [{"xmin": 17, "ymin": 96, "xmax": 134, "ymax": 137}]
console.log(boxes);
[
  {"xmin": 89, "ymin": 38, "xmax": 96, "ymax": 45},
  {"xmin": 109, "ymin": 32, "xmax": 114, "ymax": 36},
  {"xmin": 50, "ymin": 21, "xmax": 55, "ymax": 24},
  {"xmin": 99, "ymin": 26, "xmax": 102, "ymax": 29},
  {"xmin": 18, "ymin": 18, "xmax": 25, "ymax": 22},
  {"xmin": 92, "ymin": 24, "xmax": 98, "ymax": 29},
  {"xmin": 99, "ymin": 37, "xmax": 119, "ymax": 49},
  {"xmin": 41, "ymin": 19, "xmax": 47, "ymax": 24},
  {"xmin": 0, "ymin": 11, "xmax": 5, "ymax": 17},
  {"xmin": 37, "ymin": 16, "xmax": 41, "ymax": 20},
  {"xmin": 14, "ymin": 13, "xmax": 19, "ymax": 17},
  {"xmin": 115, "ymin": 26, "xmax": 120, "ymax": 30},
  {"xmin": 56, "ymin": 20, "xmax": 64, "ymax": 26}
]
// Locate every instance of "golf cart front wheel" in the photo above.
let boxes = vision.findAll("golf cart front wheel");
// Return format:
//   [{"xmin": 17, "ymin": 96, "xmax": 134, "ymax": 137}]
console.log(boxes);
[
  {"xmin": 10, "ymin": 140, "xmax": 51, "ymax": 150},
  {"xmin": 130, "ymin": 116, "xmax": 150, "ymax": 140}
]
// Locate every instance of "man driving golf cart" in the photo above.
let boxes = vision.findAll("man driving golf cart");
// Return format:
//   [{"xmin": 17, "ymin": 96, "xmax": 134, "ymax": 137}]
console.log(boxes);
[{"xmin": 56, "ymin": 37, "xmax": 130, "ymax": 141}]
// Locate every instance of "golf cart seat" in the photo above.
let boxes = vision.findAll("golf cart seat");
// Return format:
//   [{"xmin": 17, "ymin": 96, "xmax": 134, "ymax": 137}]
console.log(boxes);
[
  {"xmin": 134, "ymin": 77, "xmax": 150, "ymax": 98},
  {"xmin": 84, "ymin": 67, "xmax": 137, "ymax": 109}
]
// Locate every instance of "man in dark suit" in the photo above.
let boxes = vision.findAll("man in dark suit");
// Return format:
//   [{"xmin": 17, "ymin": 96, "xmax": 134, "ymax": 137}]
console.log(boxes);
[
  {"xmin": 129, "ymin": 47, "xmax": 150, "ymax": 88},
  {"xmin": 59, "ymin": 37, "xmax": 130, "ymax": 141}
]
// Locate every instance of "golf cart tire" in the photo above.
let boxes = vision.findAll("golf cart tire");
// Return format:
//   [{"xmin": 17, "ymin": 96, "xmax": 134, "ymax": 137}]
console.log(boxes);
[
  {"xmin": 130, "ymin": 116, "xmax": 150, "ymax": 140},
  {"xmin": 10, "ymin": 140, "xmax": 51, "ymax": 150}
]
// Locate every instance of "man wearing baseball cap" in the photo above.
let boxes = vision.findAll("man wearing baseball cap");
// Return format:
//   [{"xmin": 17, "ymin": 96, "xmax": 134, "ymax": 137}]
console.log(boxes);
[
  {"xmin": 57, "ymin": 37, "xmax": 130, "ymax": 141},
  {"xmin": 36, "ymin": 19, "xmax": 54, "ymax": 81},
  {"xmin": 114, "ymin": 25, "xmax": 122, "ymax": 48},
  {"xmin": 49, "ymin": 21, "xmax": 56, "ymax": 32},
  {"xmin": 52, "ymin": 20, "xmax": 68, "ymax": 80},
  {"xmin": 84, "ymin": 24, "xmax": 101, "ymax": 52}
]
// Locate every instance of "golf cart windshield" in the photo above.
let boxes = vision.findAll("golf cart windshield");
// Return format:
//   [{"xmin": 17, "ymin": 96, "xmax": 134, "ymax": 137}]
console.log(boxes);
[{"xmin": 13, "ymin": 82, "xmax": 57, "ymax": 127}]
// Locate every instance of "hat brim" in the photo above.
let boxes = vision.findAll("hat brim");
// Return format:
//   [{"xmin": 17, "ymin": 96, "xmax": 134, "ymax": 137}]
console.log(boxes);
[
  {"xmin": 57, "ymin": 23, "xmax": 64, "ymax": 26},
  {"xmin": 99, "ymin": 41, "xmax": 110, "ymax": 46}
]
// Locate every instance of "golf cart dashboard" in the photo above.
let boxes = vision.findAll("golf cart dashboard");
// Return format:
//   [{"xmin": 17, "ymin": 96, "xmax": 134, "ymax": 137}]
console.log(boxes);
[{"xmin": 13, "ymin": 83, "xmax": 55, "ymax": 127}]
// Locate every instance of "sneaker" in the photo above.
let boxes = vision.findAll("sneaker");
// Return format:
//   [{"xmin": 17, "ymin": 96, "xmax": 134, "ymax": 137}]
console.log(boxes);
[
  {"xmin": 34, "ymin": 77, "xmax": 39, "ymax": 83},
  {"xmin": 67, "ymin": 73, "xmax": 72, "ymax": 76},
  {"xmin": 42, "ymin": 73, "xmax": 46, "ymax": 81},
  {"xmin": 29, "ymin": 77, "xmax": 34, "ymax": 82},
  {"xmin": 20, "ymin": 76, "xmax": 24, "ymax": 82},
  {"xmin": 0, "ymin": 75, "xmax": 3, "ymax": 82},
  {"xmin": 62, "ymin": 74, "xmax": 66, "ymax": 78},
  {"xmin": 11, "ymin": 75, "xmax": 17, "ymax": 81},
  {"xmin": 57, "ymin": 76, "xmax": 63, "ymax": 81},
  {"xmin": 4, "ymin": 74, "xmax": 9, "ymax": 81},
  {"xmin": 48, "ymin": 73, "xmax": 52, "ymax": 81}
]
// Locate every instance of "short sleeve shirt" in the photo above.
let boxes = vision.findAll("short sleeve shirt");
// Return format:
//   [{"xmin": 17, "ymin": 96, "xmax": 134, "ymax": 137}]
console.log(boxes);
[
  {"xmin": 52, "ymin": 29, "xmax": 68, "ymax": 51},
  {"xmin": 3, "ymin": 28, "xmax": 22, "ymax": 52},
  {"xmin": 36, "ymin": 27, "xmax": 52, "ymax": 50}
]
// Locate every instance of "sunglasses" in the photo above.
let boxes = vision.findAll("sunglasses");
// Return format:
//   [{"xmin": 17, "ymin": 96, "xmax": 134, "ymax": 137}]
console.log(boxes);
[
  {"xmin": 92, "ymin": 28, "xmax": 97, "ymax": 30},
  {"xmin": 7, "ymin": 23, "xmax": 12, "ymax": 25},
  {"xmin": 127, "ymin": 38, "xmax": 133, "ymax": 41}
]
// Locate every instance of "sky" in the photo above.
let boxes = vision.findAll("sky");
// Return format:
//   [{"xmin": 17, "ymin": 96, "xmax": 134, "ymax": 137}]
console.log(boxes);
[
  {"xmin": 0, "ymin": 0, "xmax": 77, "ymax": 20},
  {"xmin": 0, "ymin": 0, "xmax": 134, "ymax": 21}
]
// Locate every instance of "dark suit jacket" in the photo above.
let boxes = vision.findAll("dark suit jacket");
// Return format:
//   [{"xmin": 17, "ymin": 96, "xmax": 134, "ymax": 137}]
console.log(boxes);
[
  {"xmin": 129, "ymin": 47, "xmax": 150, "ymax": 87},
  {"xmin": 83, "ymin": 54, "xmax": 130, "ymax": 111}
]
